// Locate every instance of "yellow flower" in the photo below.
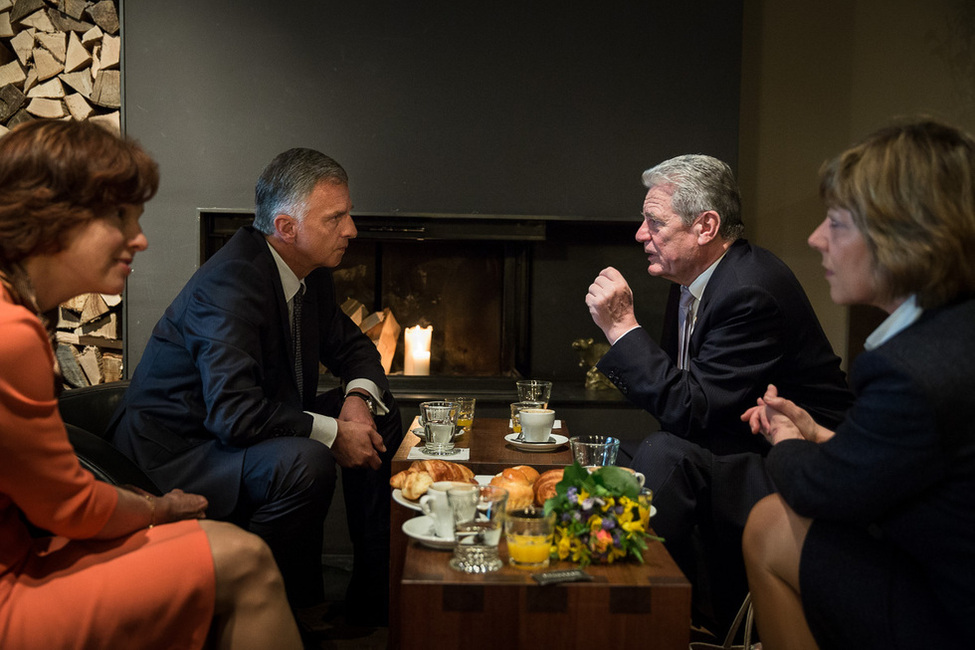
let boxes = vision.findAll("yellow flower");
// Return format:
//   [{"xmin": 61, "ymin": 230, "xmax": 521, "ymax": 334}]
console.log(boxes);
[
  {"xmin": 621, "ymin": 519, "xmax": 645, "ymax": 534},
  {"xmin": 588, "ymin": 515, "xmax": 603, "ymax": 534},
  {"xmin": 557, "ymin": 532, "xmax": 572, "ymax": 560},
  {"xmin": 571, "ymin": 538, "xmax": 586, "ymax": 563}
]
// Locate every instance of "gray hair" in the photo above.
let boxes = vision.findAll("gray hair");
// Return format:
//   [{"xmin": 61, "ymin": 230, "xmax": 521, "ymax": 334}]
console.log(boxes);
[
  {"xmin": 253, "ymin": 148, "xmax": 348, "ymax": 234},
  {"xmin": 642, "ymin": 154, "xmax": 744, "ymax": 240}
]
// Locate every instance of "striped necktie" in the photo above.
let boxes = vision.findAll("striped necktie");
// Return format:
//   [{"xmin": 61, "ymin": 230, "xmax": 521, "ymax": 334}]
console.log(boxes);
[
  {"xmin": 292, "ymin": 284, "xmax": 305, "ymax": 401},
  {"xmin": 677, "ymin": 286, "xmax": 695, "ymax": 370}
]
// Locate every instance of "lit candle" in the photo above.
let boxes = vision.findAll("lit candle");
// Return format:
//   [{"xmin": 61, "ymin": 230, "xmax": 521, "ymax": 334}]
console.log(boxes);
[{"xmin": 404, "ymin": 325, "xmax": 432, "ymax": 376}]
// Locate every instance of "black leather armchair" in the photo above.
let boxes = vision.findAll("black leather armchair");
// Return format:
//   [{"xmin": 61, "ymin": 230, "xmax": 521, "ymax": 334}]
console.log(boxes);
[{"xmin": 58, "ymin": 381, "xmax": 161, "ymax": 495}]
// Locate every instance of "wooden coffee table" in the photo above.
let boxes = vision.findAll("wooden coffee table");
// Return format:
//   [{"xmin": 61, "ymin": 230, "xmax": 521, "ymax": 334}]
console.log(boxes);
[
  {"xmin": 400, "ymin": 540, "xmax": 690, "ymax": 649},
  {"xmin": 388, "ymin": 418, "xmax": 690, "ymax": 649}
]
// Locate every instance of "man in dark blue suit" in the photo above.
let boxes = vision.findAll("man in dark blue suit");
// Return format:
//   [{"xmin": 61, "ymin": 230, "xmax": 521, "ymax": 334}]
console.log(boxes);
[
  {"xmin": 112, "ymin": 148, "xmax": 403, "ymax": 626},
  {"xmin": 586, "ymin": 154, "xmax": 853, "ymax": 634}
]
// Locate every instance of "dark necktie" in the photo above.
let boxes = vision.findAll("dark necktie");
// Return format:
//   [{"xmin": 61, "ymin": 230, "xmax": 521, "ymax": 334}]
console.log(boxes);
[
  {"xmin": 292, "ymin": 284, "xmax": 305, "ymax": 401},
  {"xmin": 678, "ymin": 286, "xmax": 695, "ymax": 370}
]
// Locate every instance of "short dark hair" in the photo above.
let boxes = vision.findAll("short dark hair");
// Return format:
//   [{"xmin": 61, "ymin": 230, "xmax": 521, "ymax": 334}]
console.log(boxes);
[
  {"xmin": 253, "ymin": 148, "xmax": 348, "ymax": 234},
  {"xmin": 0, "ymin": 119, "xmax": 159, "ymax": 265},
  {"xmin": 820, "ymin": 119, "xmax": 975, "ymax": 308},
  {"xmin": 643, "ymin": 154, "xmax": 745, "ymax": 240}
]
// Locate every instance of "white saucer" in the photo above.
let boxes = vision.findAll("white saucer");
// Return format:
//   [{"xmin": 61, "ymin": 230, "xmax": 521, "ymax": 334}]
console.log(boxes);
[
  {"xmin": 392, "ymin": 489, "xmax": 422, "ymax": 512},
  {"xmin": 410, "ymin": 426, "xmax": 465, "ymax": 439},
  {"xmin": 650, "ymin": 505, "xmax": 658, "ymax": 518},
  {"xmin": 504, "ymin": 432, "xmax": 569, "ymax": 452},
  {"xmin": 402, "ymin": 515, "xmax": 455, "ymax": 549}
]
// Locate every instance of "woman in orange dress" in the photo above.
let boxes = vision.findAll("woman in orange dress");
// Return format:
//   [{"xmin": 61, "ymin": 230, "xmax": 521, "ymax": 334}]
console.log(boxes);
[{"xmin": 0, "ymin": 119, "xmax": 302, "ymax": 650}]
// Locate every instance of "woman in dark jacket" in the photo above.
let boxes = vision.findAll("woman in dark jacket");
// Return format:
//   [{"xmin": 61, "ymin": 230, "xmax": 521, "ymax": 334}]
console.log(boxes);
[{"xmin": 741, "ymin": 119, "xmax": 975, "ymax": 649}]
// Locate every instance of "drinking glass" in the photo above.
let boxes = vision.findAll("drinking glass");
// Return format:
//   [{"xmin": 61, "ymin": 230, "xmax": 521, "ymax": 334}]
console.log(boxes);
[
  {"xmin": 638, "ymin": 487, "xmax": 654, "ymax": 531},
  {"xmin": 516, "ymin": 379, "xmax": 552, "ymax": 408},
  {"xmin": 448, "ymin": 485, "xmax": 508, "ymax": 574},
  {"xmin": 419, "ymin": 400, "xmax": 458, "ymax": 455},
  {"xmin": 505, "ymin": 507, "xmax": 555, "ymax": 570},
  {"xmin": 453, "ymin": 396, "xmax": 476, "ymax": 434},
  {"xmin": 569, "ymin": 435, "xmax": 620, "ymax": 466}
]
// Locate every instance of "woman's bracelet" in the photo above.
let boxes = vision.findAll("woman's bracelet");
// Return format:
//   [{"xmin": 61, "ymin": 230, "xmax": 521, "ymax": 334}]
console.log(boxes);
[{"xmin": 145, "ymin": 494, "xmax": 156, "ymax": 529}]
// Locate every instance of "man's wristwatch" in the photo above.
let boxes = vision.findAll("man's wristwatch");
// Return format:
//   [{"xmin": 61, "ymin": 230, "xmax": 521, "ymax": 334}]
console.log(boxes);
[{"xmin": 345, "ymin": 391, "xmax": 377, "ymax": 415}]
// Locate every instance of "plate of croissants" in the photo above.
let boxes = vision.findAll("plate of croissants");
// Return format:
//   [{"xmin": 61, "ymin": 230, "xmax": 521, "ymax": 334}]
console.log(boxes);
[
  {"xmin": 390, "ymin": 459, "xmax": 568, "ymax": 512},
  {"xmin": 390, "ymin": 460, "xmax": 480, "ymax": 510}
]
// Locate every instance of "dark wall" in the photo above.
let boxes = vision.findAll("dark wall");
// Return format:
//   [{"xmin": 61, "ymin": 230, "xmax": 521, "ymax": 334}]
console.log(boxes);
[{"xmin": 121, "ymin": 1, "xmax": 742, "ymax": 370}]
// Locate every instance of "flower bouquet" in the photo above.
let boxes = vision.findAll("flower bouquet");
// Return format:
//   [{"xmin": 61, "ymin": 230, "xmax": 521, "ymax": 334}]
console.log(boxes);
[{"xmin": 543, "ymin": 462, "xmax": 661, "ymax": 566}]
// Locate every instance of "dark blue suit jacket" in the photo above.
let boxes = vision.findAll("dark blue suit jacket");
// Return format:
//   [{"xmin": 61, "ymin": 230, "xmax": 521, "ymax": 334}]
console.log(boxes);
[
  {"xmin": 112, "ymin": 227, "xmax": 389, "ymax": 515},
  {"xmin": 598, "ymin": 239, "xmax": 852, "ymax": 455},
  {"xmin": 769, "ymin": 297, "xmax": 975, "ymax": 637}
]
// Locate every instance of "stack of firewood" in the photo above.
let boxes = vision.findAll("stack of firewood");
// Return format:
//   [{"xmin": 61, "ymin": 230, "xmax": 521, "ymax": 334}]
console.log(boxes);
[
  {"xmin": 0, "ymin": 1, "xmax": 125, "ymax": 388},
  {"xmin": 53, "ymin": 291, "xmax": 123, "ymax": 387},
  {"xmin": 0, "ymin": 0, "xmax": 120, "ymax": 134},
  {"xmin": 341, "ymin": 298, "xmax": 401, "ymax": 374}
]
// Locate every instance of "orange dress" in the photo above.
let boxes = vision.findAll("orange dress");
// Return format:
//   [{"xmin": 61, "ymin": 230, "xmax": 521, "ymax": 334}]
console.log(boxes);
[{"xmin": 0, "ymin": 289, "xmax": 216, "ymax": 650}]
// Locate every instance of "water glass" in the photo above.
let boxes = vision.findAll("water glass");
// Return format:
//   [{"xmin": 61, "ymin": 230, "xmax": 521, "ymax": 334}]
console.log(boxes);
[
  {"xmin": 419, "ymin": 400, "xmax": 458, "ymax": 455},
  {"xmin": 448, "ymin": 485, "xmax": 508, "ymax": 574},
  {"xmin": 569, "ymin": 435, "xmax": 620, "ymax": 466},
  {"xmin": 505, "ymin": 507, "xmax": 555, "ymax": 570},
  {"xmin": 515, "ymin": 379, "xmax": 552, "ymax": 408}
]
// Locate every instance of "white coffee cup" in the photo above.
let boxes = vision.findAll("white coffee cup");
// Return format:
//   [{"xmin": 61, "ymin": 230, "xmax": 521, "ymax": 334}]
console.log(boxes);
[
  {"xmin": 419, "ymin": 480, "xmax": 471, "ymax": 539},
  {"xmin": 520, "ymin": 408, "xmax": 555, "ymax": 443}
]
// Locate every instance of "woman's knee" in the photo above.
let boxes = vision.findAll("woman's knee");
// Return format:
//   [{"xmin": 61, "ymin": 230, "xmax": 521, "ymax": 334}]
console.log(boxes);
[
  {"xmin": 743, "ymin": 494, "xmax": 789, "ymax": 564},
  {"xmin": 202, "ymin": 521, "xmax": 284, "ymax": 598}
]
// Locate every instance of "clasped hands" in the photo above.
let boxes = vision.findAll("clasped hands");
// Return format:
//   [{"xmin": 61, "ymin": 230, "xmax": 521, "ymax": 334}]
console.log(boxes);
[
  {"xmin": 741, "ymin": 384, "xmax": 836, "ymax": 446},
  {"xmin": 332, "ymin": 395, "xmax": 385, "ymax": 471}
]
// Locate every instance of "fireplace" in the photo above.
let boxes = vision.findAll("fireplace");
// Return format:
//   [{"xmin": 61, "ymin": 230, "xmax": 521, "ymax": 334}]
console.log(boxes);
[{"xmin": 201, "ymin": 212, "xmax": 545, "ymax": 379}]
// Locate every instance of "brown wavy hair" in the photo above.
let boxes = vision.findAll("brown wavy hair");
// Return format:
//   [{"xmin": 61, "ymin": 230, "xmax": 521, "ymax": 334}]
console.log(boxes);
[
  {"xmin": 820, "ymin": 119, "xmax": 975, "ymax": 309},
  {"xmin": 0, "ymin": 119, "xmax": 159, "ymax": 267}
]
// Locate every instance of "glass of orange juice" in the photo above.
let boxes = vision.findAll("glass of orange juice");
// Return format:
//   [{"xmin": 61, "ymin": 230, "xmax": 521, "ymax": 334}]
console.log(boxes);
[
  {"xmin": 505, "ymin": 507, "xmax": 555, "ymax": 569},
  {"xmin": 454, "ymin": 396, "xmax": 476, "ymax": 434}
]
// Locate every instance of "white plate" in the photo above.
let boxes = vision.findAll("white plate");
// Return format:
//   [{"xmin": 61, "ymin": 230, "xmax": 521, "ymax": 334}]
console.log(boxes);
[
  {"xmin": 393, "ymin": 476, "xmax": 492, "ymax": 510},
  {"xmin": 392, "ymin": 489, "xmax": 422, "ymax": 512},
  {"xmin": 504, "ymin": 432, "xmax": 569, "ymax": 452},
  {"xmin": 402, "ymin": 515, "xmax": 455, "ymax": 550},
  {"xmin": 650, "ymin": 505, "xmax": 657, "ymax": 518}
]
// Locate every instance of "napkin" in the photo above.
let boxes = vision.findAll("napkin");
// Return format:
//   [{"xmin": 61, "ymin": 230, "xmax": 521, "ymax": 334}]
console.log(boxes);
[{"xmin": 407, "ymin": 446, "xmax": 471, "ymax": 461}]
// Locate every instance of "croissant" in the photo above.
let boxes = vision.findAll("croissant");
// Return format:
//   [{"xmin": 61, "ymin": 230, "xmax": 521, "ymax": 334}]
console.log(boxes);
[
  {"xmin": 489, "ymin": 465, "xmax": 538, "ymax": 511},
  {"xmin": 401, "ymin": 472, "xmax": 434, "ymax": 500},
  {"xmin": 390, "ymin": 459, "xmax": 476, "ymax": 500},
  {"xmin": 533, "ymin": 468, "xmax": 564, "ymax": 506}
]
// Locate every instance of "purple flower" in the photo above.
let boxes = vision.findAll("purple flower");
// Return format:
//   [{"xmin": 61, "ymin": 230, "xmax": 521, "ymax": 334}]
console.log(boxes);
[{"xmin": 602, "ymin": 518, "xmax": 615, "ymax": 530}]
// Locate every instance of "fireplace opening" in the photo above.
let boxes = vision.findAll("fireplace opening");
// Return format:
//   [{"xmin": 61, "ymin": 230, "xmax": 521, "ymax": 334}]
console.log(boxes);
[{"xmin": 201, "ymin": 212, "xmax": 542, "ymax": 379}]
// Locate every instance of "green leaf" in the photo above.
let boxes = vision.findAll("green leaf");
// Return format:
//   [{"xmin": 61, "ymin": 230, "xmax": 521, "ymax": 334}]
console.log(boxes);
[
  {"xmin": 561, "ymin": 462, "xmax": 589, "ymax": 487},
  {"xmin": 590, "ymin": 466, "xmax": 640, "ymax": 498}
]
